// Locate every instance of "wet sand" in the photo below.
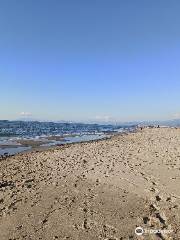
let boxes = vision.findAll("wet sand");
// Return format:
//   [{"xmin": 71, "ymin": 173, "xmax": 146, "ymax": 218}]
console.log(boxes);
[{"xmin": 0, "ymin": 128, "xmax": 180, "ymax": 240}]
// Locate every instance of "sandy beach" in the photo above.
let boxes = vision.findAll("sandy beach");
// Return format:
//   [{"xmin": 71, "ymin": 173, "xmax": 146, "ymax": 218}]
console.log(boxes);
[{"xmin": 0, "ymin": 128, "xmax": 180, "ymax": 240}]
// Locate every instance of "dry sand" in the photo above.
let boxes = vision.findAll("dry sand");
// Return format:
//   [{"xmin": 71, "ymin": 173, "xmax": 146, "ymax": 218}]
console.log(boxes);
[{"xmin": 0, "ymin": 128, "xmax": 180, "ymax": 240}]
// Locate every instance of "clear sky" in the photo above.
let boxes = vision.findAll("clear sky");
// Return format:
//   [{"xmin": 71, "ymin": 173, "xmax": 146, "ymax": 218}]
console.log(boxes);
[{"xmin": 0, "ymin": 0, "xmax": 180, "ymax": 122}]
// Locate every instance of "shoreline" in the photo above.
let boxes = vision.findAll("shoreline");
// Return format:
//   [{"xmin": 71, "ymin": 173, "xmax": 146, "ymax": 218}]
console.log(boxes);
[
  {"xmin": 0, "ymin": 130, "xmax": 130, "ymax": 160},
  {"xmin": 0, "ymin": 126, "xmax": 141, "ymax": 160},
  {"xmin": 0, "ymin": 134, "xmax": 110, "ymax": 158},
  {"xmin": 0, "ymin": 135, "xmax": 109, "ymax": 160},
  {"xmin": 0, "ymin": 127, "xmax": 180, "ymax": 239}
]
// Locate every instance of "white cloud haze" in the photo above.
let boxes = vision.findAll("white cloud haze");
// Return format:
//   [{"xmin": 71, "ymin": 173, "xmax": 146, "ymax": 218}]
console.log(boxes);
[{"xmin": 20, "ymin": 112, "xmax": 32, "ymax": 117}]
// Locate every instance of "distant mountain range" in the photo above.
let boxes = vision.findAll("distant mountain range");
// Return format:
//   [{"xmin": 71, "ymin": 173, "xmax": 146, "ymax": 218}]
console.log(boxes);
[
  {"xmin": 1, "ymin": 119, "xmax": 180, "ymax": 127},
  {"xmin": 88, "ymin": 119, "xmax": 180, "ymax": 127},
  {"xmin": 124, "ymin": 119, "xmax": 180, "ymax": 127},
  {"xmin": 82, "ymin": 119, "xmax": 180, "ymax": 127}
]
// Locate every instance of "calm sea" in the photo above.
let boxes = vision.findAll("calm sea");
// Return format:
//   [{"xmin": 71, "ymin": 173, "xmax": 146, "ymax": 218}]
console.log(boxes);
[{"xmin": 0, "ymin": 121, "xmax": 136, "ymax": 156}]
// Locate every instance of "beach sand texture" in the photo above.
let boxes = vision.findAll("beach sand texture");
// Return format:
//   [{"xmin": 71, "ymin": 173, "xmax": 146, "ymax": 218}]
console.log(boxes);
[{"xmin": 0, "ymin": 128, "xmax": 180, "ymax": 240}]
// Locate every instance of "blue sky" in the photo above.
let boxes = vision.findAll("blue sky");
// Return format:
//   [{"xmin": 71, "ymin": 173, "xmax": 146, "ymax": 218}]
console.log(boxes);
[{"xmin": 0, "ymin": 0, "xmax": 180, "ymax": 122}]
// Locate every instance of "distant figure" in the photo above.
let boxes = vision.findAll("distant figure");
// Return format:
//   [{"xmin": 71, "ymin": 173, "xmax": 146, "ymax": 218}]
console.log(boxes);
[{"xmin": 157, "ymin": 125, "xmax": 160, "ymax": 128}]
